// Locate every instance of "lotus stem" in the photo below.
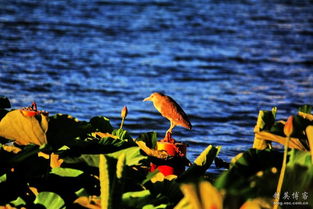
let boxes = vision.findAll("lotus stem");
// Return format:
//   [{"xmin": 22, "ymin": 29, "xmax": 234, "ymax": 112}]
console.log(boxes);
[
  {"xmin": 274, "ymin": 135, "xmax": 289, "ymax": 209},
  {"xmin": 120, "ymin": 118, "xmax": 125, "ymax": 129},
  {"xmin": 274, "ymin": 116, "xmax": 293, "ymax": 209}
]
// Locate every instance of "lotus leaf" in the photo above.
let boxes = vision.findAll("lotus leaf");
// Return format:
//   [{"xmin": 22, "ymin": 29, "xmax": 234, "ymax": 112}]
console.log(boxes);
[
  {"xmin": 0, "ymin": 96, "xmax": 11, "ymax": 109},
  {"xmin": 122, "ymin": 190, "xmax": 152, "ymax": 208},
  {"xmin": 176, "ymin": 181, "xmax": 223, "ymax": 209},
  {"xmin": 214, "ymin": 149, "xmax": 283, "ymax": 203},
  {"xmin": 90, "ymin": 116, "xmax": 113, "ymax": 133},
  {"xmin": 34, "ymin": 192, "xmax": 65, "ymax": 209},
  {"xmin": 107, "ymin": 147, "xmax": 147, "ymax": 166},
  {"xmin": 178, "ymin": 145, "xmax": 220, "ymax": 182},
  {"xmin": 0, "ymin": 110, "xmax": 48, "ymax": 145},
  {"xmin": 136, "ymin": 132, "xmax": 158, "ymax": 149},
  {"xmin": 51, "ymin": 167, "xmax": 84, "ymax": 177}
]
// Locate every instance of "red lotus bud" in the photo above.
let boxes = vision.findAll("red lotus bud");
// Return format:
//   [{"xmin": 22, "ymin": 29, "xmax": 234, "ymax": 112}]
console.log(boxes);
[{"xmin": 284, "ymin": 116, "xmax": 294, "ymax": 137}]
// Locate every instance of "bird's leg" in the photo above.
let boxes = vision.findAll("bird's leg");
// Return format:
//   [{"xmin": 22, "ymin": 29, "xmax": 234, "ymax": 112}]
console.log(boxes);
[
  {"xmin": 164, "ymin": 132, "xmax": 172, "ymax": 142},
  {"xmin": 164, "ymin": 121, "xmax": 175, "ymax": 143}
]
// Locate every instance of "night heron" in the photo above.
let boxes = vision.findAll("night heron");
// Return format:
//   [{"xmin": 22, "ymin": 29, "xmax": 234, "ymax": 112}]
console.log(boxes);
[{"xmin": 143, "ymin": 92, "xmax": 192, "ymax": 141}]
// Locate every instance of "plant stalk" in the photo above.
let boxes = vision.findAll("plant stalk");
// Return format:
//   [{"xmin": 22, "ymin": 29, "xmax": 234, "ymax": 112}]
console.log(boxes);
[
  {"xmin": 274, "ymin": 135, "xmax": 290, "ymax": 209},
  {"xmin": 120, "ymin": 118, "xmax": 125, "ymax": 129}
]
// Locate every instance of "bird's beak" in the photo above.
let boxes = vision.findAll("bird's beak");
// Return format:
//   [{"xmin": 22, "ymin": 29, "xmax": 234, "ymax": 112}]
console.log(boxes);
[{"xmin": 143, "ymin": 96, "xmax": 151, "ymax": 102}]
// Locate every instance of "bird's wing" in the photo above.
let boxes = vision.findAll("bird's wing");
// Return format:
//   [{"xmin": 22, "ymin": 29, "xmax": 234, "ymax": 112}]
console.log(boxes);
[{"xmin": 159, "ymin": 96, "xmax": 192, "ymax": 130}]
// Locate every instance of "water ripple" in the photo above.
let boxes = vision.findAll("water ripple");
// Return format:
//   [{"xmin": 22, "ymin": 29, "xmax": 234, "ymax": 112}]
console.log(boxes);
[{"xmin": 1, "ymin": 0, "xmax": 312, "ymax": 164}]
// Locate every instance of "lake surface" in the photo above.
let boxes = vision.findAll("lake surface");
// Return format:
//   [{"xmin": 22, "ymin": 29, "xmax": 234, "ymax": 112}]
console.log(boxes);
[{"xmin": 1, "ymin": 0, "xmax": 312, "ymax": 166}]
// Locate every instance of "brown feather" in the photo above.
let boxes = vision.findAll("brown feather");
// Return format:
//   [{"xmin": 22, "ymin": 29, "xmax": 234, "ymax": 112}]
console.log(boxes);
[{"xmin": 145, "ymin": 92, "xmax": 192, "ymax": 130}]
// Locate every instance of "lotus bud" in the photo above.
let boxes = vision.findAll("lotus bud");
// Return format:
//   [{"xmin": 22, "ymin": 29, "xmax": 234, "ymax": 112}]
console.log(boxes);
[
  {"xmin": 121, "ymin": 106, "xmax": 128, "ymax": 119},
  {"xmin": 120, "ymin": 106, "xmax": 128, "ymax": 129},
  {"xmin": 284, "ymin": 116, "xmax": 294, "ymax": 137}
]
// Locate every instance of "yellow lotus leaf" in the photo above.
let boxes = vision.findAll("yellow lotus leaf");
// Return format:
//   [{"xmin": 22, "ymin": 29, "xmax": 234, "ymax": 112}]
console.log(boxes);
[
  {"xmin": 74, "ymin": 196, "xmax": 101, "ymax": 209},
  {"xmin": 29, "ymin": 186, "xmax": 39, "ymax": 195},
  {"xmin": 179, "ymin": 183, "xmax": 202, "ymax": 209},
  {"xmin": 254, "ymin": 131, "xmax": 306, "ymax": 151},
  {"xmin": 99, "ymin": 154, "xmax": 109, "ymax": 209},
  {"xmin": 0, "ymin": 110, "xmax": 48, "ymax": 145},
  {"xmin": 38, "ymin": 152, "xmax": 50, "ymax": 159},
  {"xmin": 199, "ymin": 181, "xmax": 223, "ymax": 209},
  {"xmin": 0, "ymin": 205, "xmax": 20, "ymax": 209},
  {"xmin": 240, "ymin": 198, "xmax": 274, "ymax": 209},
  {"xmin": 50, "ymin": 153, "xmax": 64, "ymax": 168},
  {"xmin": 177, "ymin": 181, "xmax": 223, "ymax": 209},
  {"xmin": 2, "ymin": 145, "xmax": 21, "ymax": 153},
  {"xmin": 92, "ymin": 132, "xmax": 118, "ymax": 139},
  {"xmin": 298, "ymin": 112, "xmax": 313, "ymax": 121},
  {"xmin": 150, "ymin": 172, "xmax": 177, "ymax": 183},
  {"xmin": 231, "ymin": 152, "xmax": 243, "ymax": 165},
  {"xmin": 135, "ymin": 141, "xmax": 169, "ymax": 159}
]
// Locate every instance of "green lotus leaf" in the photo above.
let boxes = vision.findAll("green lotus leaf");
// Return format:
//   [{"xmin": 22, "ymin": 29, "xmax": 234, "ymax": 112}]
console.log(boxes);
[
  {"xmin": 122, "ymin": 190, "xmax": 152, "ymax": 208},
  {"xmin": 90, "ymin": 116, "xmax": 113, "ymax": 133},
  {"xmin": 145, "ymin": 177, "xmax": 182, "ymax": 207},
  {"xmin": 64, "ymin": 154, "xmax": 100, "ymax": 168},
  {"xmin": 46, "ymin": 114, "xmax": 91, "ymax": 148},
  {"xmin": 214, "ymin": 149, "xmax": 283, "ymax": 202},
  {"xmin": 143, "ymin": 204, "xmax": 167, "ymax": 209},
  {"xmin": 10, "ymin": 197, "xmax": 26, "ymax": 207},
  {"xmin": 178, "ymin": 145, "xmax": 220, "ymax": 182},
  {"xmin": 255, "ymin": 107, "xmax": 277, "ymax": 132},
  {"xmin": 75, "ymin": 188, "xmax": 89, "ymax": 197},
  {"xmin": 194, "ymin": 145, "xmax": 221, "ymax": 167},
  {"xmin": 287, "ymin": 148, "xmax": 312, "ymax": 167},
  {"xmin": 34, "ymin": 192, "xmax": 65, "ymax": 209},
  {"xmin": 142, "ymin": 170, "xmax": 159, "ymax": 185},
  {"xmin": 112, "ymin": 128, "xmax": 133, "ymax": 141},
  {"xmin": 51, "ymin": 167, "xmax": 84, "ymax": 177},
  {"xmin": 298, "ymin": 105, "xmax": 313, "ymax": 114},
  {"xmin": 0, "ymin": 173, "xmax": 7, "ymax": 183},
  {"xmin": 107, "ymin": 147, "xmax": 147, "ymax": 166},
  {"xmin": 0, "ymin": 96, "xmax": 11, "ymax": 109},
  {"xmin": 136, "ymin": 132, "xmax": 158, "ymax": 149},
  {"xmin": 283, "ymin": 149, "xmax": 313, "ymax": 207}
]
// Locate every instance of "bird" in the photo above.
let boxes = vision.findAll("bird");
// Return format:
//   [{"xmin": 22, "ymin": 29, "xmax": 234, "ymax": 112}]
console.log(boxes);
[{"xmin": 143, "ymin": 92, "xmax": 192, "ymax": 142}]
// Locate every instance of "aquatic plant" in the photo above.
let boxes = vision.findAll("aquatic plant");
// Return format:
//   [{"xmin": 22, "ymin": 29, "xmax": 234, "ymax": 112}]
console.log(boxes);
[{"xmin": 0, "ymin": 96, "xmax": 312, "ymax": 209}]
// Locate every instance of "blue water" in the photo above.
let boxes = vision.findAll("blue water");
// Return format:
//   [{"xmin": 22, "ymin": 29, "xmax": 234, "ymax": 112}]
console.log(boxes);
[{"xmin": 1, "ymin": 0, "xmax": 312, "ymax": 164}]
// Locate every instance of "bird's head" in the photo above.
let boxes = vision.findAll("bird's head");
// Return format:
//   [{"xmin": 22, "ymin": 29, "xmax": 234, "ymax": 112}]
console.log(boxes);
[{"xmin": 143, "ymin": 92, "xmax": 164, "ymax": 102}]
